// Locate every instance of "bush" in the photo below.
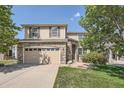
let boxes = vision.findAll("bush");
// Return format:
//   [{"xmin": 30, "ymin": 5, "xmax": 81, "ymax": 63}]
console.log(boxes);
[
  {"xmin": 0, "ymin": 64, "xmax": 4, "ymax": 67},
  {"xmin": 82, "ymin": 52, "xmax": 107, "ymax": 64}
]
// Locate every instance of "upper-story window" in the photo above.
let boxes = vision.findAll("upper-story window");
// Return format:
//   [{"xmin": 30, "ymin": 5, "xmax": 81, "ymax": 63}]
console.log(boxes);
[
  {"xmin": 78, "ymin": 34, "xmax": 83, "ymax": 40},
  {"xmin": 50, "ymin": 27, "xmax": 60, "ymax": 37},
  {"xmin": 29, "ymin": 27, "xmax": 39, "ymax": 39}
]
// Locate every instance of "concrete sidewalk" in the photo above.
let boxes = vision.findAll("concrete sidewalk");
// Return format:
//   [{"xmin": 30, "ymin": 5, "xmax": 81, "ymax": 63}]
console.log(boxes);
[{"xmin": 0, "ymin": 64, "xmax": 59, "ymax": 88}]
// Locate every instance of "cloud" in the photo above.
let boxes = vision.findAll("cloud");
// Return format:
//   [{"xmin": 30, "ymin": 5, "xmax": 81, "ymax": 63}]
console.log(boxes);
[
  {"xmin": 74, "ymin": 12, "xmax": 81, "ymax": 17},
  {"xmin": 70, "ymin": 12, "xmax": 81, "ymax": 21}
]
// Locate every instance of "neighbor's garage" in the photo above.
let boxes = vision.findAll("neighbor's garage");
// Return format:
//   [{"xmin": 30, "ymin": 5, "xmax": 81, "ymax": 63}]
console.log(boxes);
[{"xmin": 24, "ymin": 47, "xmax": 60, "ymax": 64}]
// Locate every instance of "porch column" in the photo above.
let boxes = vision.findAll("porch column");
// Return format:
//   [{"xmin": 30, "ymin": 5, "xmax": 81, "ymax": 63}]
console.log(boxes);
[
  {"xmin": 66, "ymin": 42, "xmax": 73, "ymax": 63},
  {"xmin": 60, "ymin": 45, "xmax": 67, "ymax": 64}
]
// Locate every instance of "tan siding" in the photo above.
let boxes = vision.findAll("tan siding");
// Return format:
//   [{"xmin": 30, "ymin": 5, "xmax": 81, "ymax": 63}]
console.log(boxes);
[
  {"xmin": 60, "ymin": 27, "xmax": 66, "ymax": 39},
  {"xmin": 68, "ymin": 34, "xmax": 78, "ymax": 41},
  {"xmin": 40, "ymin": 27, "xmax": 49, "ymax": 39}
]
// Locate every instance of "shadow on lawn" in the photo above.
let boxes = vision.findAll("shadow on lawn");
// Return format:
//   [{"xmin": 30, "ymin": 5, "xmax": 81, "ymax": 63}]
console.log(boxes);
[
  {"xmin": 0, "ymin": 64, "xmax": 40, "ymax": 74},
  {"xmin": 92, "ymin": 65, "xmax": 124, "ymax": 79}
]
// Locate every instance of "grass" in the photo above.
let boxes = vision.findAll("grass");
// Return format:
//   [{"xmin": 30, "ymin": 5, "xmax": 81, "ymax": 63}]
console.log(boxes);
[
  {"xmin": 0, "ymin": 60, "xmax": 18, "ymax": 66},
  {"xmin": 54, "ymin": 65, "xmax": 124, "ymax": 88}
]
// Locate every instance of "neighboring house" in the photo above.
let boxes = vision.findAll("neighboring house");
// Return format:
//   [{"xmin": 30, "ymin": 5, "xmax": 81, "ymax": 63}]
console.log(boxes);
[
  {"xmin": 0, "ymin": 45, "xmax": 17, "ymax": 60},
  {"xmin": 17, "ymin": 24, "xmax": 85, "ymax": 64}
]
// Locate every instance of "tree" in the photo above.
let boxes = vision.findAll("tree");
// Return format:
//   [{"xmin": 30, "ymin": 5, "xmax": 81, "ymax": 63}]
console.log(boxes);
[
  {"xmin": 0, "ymin": 5, "xmax": 20, "ymax": 53},
  {"xmin": 79, "ymin": 5, "xmax": 124, "ymax": 61}
]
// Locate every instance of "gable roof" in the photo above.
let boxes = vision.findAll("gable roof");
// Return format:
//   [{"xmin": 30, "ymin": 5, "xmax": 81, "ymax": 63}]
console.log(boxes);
[{"xmin": 21, "ymin": 24, "xmax": 67, "ymax": 27}]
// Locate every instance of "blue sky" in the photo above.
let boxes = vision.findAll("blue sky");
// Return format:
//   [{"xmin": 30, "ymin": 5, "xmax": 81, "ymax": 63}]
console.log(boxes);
[{"xmin": 12, "ymin": 5, "xmax": 86, "ymax": 39}]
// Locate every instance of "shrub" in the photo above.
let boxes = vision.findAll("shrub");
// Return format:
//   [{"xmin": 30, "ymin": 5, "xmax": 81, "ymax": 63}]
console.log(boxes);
[
  {"xmin": 0, "ymin": 64, "xmax": 4, "ymax": 67},
  {"xmin": 82, "ymin": 52, "xmax": 107, "ymax": 64}
]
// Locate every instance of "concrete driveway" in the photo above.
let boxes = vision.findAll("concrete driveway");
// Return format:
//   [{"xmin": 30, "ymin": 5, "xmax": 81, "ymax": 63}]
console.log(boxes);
[{"xmin": 0, "ymin": 64, "xmax": 59, "ymax": 88}]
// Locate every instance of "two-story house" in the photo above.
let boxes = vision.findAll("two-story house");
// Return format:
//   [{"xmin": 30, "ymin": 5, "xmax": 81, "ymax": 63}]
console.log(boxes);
[{"xmin": 17, "ymin": 24, "xmax": 84, "ymax": 64}]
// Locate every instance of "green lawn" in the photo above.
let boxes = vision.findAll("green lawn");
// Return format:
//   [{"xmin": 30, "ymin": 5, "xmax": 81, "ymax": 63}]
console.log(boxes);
[
  {"xmin": 0, "ymin": 60, "xmax": 18, "ymax": 66},
  {"xmin": 54, "ymin": 65, "xmax": 124, "ymax": 88}
]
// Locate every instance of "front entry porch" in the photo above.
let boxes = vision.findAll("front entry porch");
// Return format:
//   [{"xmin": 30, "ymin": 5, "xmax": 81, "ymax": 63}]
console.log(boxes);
[{"xmin": 66, "ymin": 39, "xmax": 79, "ymax": 63}]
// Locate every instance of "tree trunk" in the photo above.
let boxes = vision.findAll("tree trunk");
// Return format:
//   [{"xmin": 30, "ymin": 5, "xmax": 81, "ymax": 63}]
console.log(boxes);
[
  {"xmin": 108, "ymin": 48, "xmax": 113, "ymax": 63},
  {"xmin": 116, "ymin": 51, "xmax": 119, "ymax": 61}
]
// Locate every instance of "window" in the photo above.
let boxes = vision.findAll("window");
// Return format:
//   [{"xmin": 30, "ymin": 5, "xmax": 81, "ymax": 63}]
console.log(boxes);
[
  {"xmin": 42, "ymin": 48, "xmax": 45, "ymax": 51},
  {"xmin": 50, "ymin": 27, "xmax": 60, "ymax": 37},
  {"xmin": 78, "ymin": 34, "xmax": 83, "ymax": 40},
  {"xmin": 33, "ymin": 48, "xmax": 37, "ymax": 51},
  {"xmin": 47, "ymin": 48, "xmax": 50, "ymax": 51},
  {"xmin": 25, "ymin": 48, "xmax": 28, "ymax": 51},
  {"xmin": 38, "ymin": 48, "xmax": 41, "ymax": 51},
  {"xmin": 55, "ymin": 48, "xmax": 59, "ymax": 51},
  {"xmin": 51, "ymin": 48, "xmax": 54, "ymax": 51},
  {"xmin": 29, "ymin": 48, "xmax": 32, "ymax": 51},
  {"xmin": 78, "ymin": 48, "xmax": 82, "ymax": 55},
  {"xmin": 29, "ymin": 27, "xmax": 39, "ymax": 39},
  {"xmin": 9, "ymin": 50, "xmax": 12, "ymax": 56}
]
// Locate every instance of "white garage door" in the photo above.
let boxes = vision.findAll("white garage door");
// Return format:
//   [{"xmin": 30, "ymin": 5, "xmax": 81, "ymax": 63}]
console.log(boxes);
[{"xmin": 24, "ymin": 48, "xmax": 60, "ymax": 64}]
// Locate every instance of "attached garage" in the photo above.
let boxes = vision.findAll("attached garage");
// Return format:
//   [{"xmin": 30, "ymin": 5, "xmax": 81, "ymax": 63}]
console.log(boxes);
[{"xmin": 24, "ymin": 47, "xmax": 60, "ymax": 64}]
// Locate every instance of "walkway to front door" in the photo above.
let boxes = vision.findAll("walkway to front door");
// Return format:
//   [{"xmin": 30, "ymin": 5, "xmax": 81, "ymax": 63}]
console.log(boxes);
[{"xmin": 0, "ymin": 64, "xmax": 59, "ymax": 88}]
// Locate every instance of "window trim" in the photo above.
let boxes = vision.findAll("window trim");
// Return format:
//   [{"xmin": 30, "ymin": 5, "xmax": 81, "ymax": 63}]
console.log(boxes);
[
  {"xmin": 78, "ymin": 34, "xmax": 83, "ymax": 40},
  {"xmin": 29, "ymin": 27, "xmax": 40, "ymax": 39},
  {"xmin": 49, "ymin": 26, "xmax": 60, "ymax": 37}
]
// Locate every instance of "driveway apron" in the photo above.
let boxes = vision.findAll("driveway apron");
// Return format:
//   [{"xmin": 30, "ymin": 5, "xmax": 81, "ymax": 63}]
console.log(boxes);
[{"xmin": 0, "ymin": 64, "xmax": 59, "ymax": 88}]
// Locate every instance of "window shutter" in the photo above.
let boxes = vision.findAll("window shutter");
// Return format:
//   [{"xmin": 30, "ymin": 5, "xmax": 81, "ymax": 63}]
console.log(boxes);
[
  {"xmin": 49, "ymin": 27, "xmax": 51, "ymax": 38},
  {"xmin": 58, "ymin": 27, "xmax": 60, "ymax": 37},
  {"xmin": 29, "ymin": 27, "xmax": 32, "ymax": 38},
  {"xmin": 38, "ymin": 27, "xmax": 40, "ymax": 38}
]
